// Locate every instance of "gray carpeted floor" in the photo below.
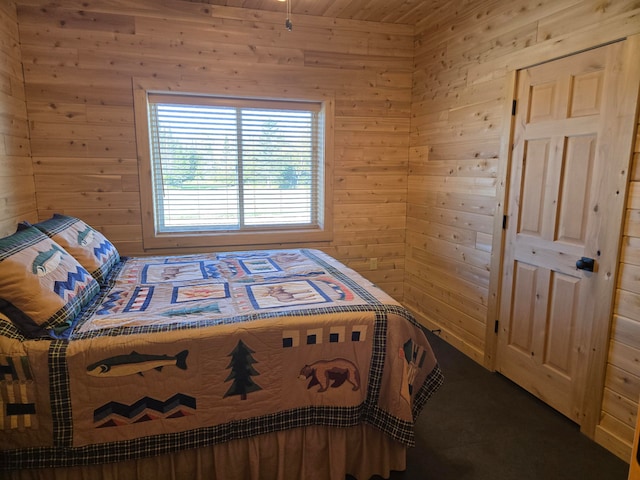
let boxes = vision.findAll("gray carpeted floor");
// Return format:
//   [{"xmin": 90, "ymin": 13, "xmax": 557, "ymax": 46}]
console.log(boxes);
[{"xmin": 368, "ymin": 330, "xmax": 630, "ymax": 480}]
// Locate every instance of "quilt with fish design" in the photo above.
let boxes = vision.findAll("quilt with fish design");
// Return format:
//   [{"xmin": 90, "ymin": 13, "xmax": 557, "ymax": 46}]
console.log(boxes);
[{"xmin": 0, "ymin": 249, "xmax": 443, "ymax": 470}]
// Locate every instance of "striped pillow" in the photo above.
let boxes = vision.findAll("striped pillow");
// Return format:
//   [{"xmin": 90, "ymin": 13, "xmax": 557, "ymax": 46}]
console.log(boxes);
[{"xmin": 0, "ymin": 226, "xmax": 99, "ymax": 338}]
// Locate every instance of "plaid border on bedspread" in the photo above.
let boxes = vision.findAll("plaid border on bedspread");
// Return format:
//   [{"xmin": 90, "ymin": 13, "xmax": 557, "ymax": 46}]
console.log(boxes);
[{"xmin": 48, "ymin": 340, "xmax": 72, "ymax": 447}]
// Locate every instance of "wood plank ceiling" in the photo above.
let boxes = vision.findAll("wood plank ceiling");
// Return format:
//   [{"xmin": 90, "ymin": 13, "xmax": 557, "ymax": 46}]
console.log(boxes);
[{"xmin": 183, "ymin": 0, "xmax": 446, "ymax": 24}]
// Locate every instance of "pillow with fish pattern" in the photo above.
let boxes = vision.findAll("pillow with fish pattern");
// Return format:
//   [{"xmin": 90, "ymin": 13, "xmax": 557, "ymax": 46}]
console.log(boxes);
[
  {"xmin": 22, "ymin": 214, "xmax": 120, "ymax": 285},
  {"xmin": 0, "ymin": 226, "xmax": 99, "ymax": 338}
]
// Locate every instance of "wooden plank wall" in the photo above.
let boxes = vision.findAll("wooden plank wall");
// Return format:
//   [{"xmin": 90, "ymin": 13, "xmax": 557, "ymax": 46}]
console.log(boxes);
[
  {"xmin": 0, "ymin": 1, "xmax": 36, "ymax": 237},
  {"xmin": 408, "ymin": 0, "xmax": 640, "ymax": 461},
  {"xmin": 13, "ymin": 0, "xmax": 415, "ymax": 298},
  {"xmin": 606, "ymin": 112, "xmax": 640, "ymax": 458}
]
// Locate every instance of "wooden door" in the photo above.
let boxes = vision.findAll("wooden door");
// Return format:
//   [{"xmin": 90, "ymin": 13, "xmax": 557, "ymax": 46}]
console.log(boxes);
[{"xmin": 496, "ymin": 41, "xmax": 638, "ymax": 425}]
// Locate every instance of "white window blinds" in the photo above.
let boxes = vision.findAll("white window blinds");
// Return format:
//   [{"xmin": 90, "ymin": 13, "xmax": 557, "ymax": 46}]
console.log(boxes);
[{"xmin": 147, "ymin": 94, "xmax": 324, "ymax": 234}]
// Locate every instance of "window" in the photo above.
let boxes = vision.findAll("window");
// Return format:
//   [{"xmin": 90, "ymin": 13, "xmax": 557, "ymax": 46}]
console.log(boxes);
[{"xmin": 134, "ymin": 84, "xmax": 333, "ymax": 249}]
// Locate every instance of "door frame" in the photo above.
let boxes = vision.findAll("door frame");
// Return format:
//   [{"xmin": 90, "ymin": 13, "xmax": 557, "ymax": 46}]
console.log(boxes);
[{"xmin": 484, "ymin": 34, "xmax": 640, "ymax": 438}]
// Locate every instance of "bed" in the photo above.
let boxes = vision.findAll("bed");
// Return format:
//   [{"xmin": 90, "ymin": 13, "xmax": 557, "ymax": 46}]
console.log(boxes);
[{"xmin": 0, "ymin": 215, "xmax": 443, "ymax": 479}]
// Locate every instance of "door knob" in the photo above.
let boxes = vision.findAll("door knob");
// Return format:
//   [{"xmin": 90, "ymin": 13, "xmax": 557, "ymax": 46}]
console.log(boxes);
[{"xmin": 576, "ymin": 257, "xmax": 595, "ymax": 272}]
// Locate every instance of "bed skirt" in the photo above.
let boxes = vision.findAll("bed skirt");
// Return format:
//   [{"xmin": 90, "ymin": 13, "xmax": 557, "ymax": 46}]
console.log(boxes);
[{"xmin": 6, "ymin": 424, "xmax": 406, "ymax": 480}]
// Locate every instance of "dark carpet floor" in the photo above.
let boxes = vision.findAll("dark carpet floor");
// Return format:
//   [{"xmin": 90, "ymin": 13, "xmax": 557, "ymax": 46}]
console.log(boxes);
[{"xmin": 370, "ymin": 330, "xmax": 630, "ymax": 480}]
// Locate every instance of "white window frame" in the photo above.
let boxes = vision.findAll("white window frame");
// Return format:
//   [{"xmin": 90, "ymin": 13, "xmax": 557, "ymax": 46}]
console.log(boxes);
[{"xmin": 133, "ymin": 79, "xmax": 334, "ymax": 250}]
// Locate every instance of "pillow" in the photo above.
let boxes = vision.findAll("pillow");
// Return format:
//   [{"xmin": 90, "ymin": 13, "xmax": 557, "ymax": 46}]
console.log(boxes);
[
  {"xmin": 24, "ymin": 214, "xmax": 120, "ymax": 284},
  {"xmin": 0, "ymin": 226, "xmax": 99, "ymax": 338}
]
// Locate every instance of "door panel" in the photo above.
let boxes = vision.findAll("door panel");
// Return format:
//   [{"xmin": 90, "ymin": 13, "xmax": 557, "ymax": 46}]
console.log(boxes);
[
  {"xmin": 509, "ymin": 262, "xmax": 537, "ymax": 353},
  {"xmin": 496, "ymin": 41, "xmax": 633, "ymax": 424},
  {"xmin": 544, "ymin": 272, "xmax": 579, "ymax": 375},
  {"xmin": 557, "ymin": 135, "xmax": 595, "ymax": 243},
  {"xmin": 569, "ymin": 71, "xmax": 603, "ymax": 118},
  {"xmin": 519, "ymin": 139, "xmax": 549, "ymax": 235}
]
